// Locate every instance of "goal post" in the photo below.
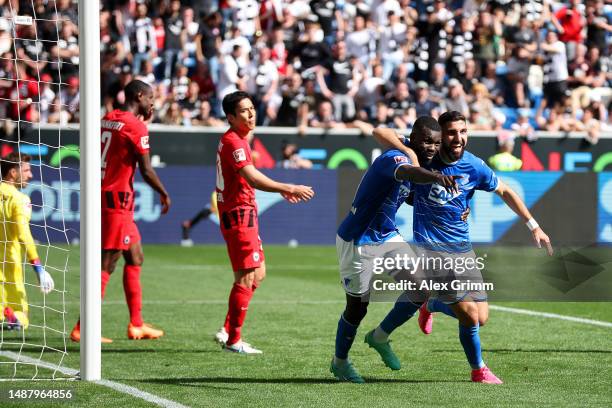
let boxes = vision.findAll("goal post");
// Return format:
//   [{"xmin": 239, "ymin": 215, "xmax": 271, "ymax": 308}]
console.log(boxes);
[{"xmin": 78, "ymin": 0, "xmax": 101, "ymax": 381}]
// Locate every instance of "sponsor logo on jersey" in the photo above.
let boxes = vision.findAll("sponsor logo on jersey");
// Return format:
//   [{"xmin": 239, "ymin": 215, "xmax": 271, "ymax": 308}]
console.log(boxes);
[
  {"xmin": 253, "ymin": 252, "xmax": 260, "ymax": 262},
  {"xmin": 427, "ymin": 183, "xmax": 462, "ymax": 205},
  {"xmin": 233, "ymin": 148, "xmax": 246, "ymax": 162},
  {"xmin": 123, "ymin": 235, "xmax": 131, "ymax": 245},
  {"xmin": 394, "ymin": 155, "xmax": 408, "ymax": 164},
  {"xmin": 140, "ymin": 136, "xmax": 150, "ymax": 149}
]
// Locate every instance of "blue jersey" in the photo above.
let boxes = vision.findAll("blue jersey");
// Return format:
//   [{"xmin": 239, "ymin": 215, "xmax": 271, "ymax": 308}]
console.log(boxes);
[
  {"xmin": 337, "ymin": 149, "xmax": 412, "ymax": 245},
  {"xmin": 412, "ymin": 150, "xmax": 498, "ymax": 252}
]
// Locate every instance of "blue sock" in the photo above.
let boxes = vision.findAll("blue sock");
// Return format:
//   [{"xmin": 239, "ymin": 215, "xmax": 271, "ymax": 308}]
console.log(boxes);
[
  {"xmin": 379, "ymin": 299, "xmax": 420, "ymax": 335},
  {"xmin": 427, "ymin": 298, "xmax": 457, "ymax": 319},
  {"xmin": 335, "ymin": 314, "xmax": 358, "ymax": 359},
  {"xmin": 458, "ymin": 323, "xmax": 484, "ymax": 369}
]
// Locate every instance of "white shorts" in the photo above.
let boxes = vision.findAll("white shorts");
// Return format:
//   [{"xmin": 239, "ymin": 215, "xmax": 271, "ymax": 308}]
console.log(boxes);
[{"xmin": 336, "ymin": 234, "xmax": 416, "ymax": 296}]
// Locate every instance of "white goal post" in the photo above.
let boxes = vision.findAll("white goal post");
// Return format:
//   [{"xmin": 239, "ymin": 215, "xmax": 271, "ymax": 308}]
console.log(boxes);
[{"xmin": 78, "ymin": 0, "xmax": 101, "ymax": 381}]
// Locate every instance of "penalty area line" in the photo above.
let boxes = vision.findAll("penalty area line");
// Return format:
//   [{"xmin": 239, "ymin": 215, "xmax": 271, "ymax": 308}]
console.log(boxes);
[{"xmin": 0, "ymin": 351, "xmax": 190, "ymax": 408}]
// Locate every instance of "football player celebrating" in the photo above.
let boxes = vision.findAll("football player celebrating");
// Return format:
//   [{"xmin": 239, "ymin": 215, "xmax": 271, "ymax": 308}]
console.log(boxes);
[
  {"xmin": 371, "ymin": 111, "xmax": 553, "ymax": 384},
  {"xmin": 213, "ymin": 91, "xmax": 314, "ymax": 354},
  {"xmin": 71, "ymin": 79, "xmax": 171, "ymax": 342},
  {"xmin": 331, "ymin": 117, "xmax": 461, "ymax": 383}
]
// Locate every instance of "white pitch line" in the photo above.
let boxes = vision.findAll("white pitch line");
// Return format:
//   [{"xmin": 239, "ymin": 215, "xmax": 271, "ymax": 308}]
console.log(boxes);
[
  {"xmin": 0, "ymin": 351, "xmax": 190, "ymax": 408},
  {"xmin": 489, "ymin": 305, "xmax": 612, "ymax": 328}
]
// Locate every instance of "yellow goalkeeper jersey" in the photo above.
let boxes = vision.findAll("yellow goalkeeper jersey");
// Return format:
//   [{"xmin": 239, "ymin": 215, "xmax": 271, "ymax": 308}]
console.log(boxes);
[{"xmin": 0, "ymin": 182, "xmax": 39, "ymax": 265}]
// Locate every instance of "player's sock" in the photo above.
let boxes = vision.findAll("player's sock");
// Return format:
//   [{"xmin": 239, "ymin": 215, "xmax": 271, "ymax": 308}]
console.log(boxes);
[
  {"xmin": 335, "ymin": 314, "xmax": 358, "ymax": 360},
  {"xmin": 226, "ymin": 283, "xmax": 253, "ymax": 345},
  {"xmin": 458, "ymin": 323, "xmax": 484, "ymax": 369},
  {"xmin": 427, "ymin": 298, "xmax": 457, "ymax": 318},
  {"xmin": 190, "ymin": 207, "xmax": 212, "ymax": 228},
  {"xmin": 376, "ymin": 298, "xmax": 421, "ymax": 340},
  {"xmin": 123, "ymin": 265, "xmax": 143, "ymax": 327},
  {"xmin": 101, "ymin": 270, "xmax": 111, "ymax": 299},
  {"xmin": 223, "ymin": 312, "xmax": 230, "ymax": 333}
]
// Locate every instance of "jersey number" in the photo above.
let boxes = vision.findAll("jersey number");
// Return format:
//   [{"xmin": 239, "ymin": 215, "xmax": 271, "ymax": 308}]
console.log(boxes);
[
  {"xmin": 216, "ymin": 153, "xmax": 224, "ymax": 191},
  {"xmin": 101, "ymin": 130, "xmax": 112, "ymax": 179}
]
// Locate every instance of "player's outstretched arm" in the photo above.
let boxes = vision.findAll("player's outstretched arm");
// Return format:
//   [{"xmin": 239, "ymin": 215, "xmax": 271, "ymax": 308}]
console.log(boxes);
[
  {"xmin": 137, "ymin": 153, "xmax": 171, "ymax": 214},
  {"xmin": 396, "ymin": 165, "xmax": 460, "ymax": 193},
  {"xmin": 239, "ymin": 164, "xmax": 314, "ymax": 202},
  {"xmin": 372, "ymin": 128, "xmax": 420, "ymax": 166},
  {"xmin": 495, "ymin": 180, "xmax": 553, "ymax": 256}
]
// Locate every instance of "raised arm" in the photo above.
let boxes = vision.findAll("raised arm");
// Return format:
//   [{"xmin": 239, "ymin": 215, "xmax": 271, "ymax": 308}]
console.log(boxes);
[
  {"xmin": 495, "ymin": 180, "xmax": 553, "ymax": 255},
  {"xmin": 371, "ymin": 127, "xmax": 419, "ymax": 166}
]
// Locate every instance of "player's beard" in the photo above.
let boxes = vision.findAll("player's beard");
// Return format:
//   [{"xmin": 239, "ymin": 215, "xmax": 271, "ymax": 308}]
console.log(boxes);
[{"xmin": 442, "ymin": 139, "xmax": 465, "ymax": 162}]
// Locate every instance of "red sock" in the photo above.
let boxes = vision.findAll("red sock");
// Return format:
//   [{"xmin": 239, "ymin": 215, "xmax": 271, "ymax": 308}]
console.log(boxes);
[
  {"xmin": 223, "ymin": 312, "xmax": 230, "ymax": 333},
  {"xmin": 123, "ymin": 265, "xmax": 143, "ymax": 327},
  {"xmin": 101, "ymin": 270, "xmax": 111, "ymax": 299},
  {"xmin": 226, "ymin": 283, "xmax": 253, "ymax": 345},
  {"xmin": 76, "ymin": 270, "xmax": 112, "ymax": 329},
  {"xmin": 224, "ymin": 282, "xmax": 257, "ymax": 332}
]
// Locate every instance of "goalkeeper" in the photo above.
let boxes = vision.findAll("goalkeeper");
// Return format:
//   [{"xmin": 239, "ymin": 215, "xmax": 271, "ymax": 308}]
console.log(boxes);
[{"xmin": 0, "ymin": 153, "xmax": 54, "ymax": 330}]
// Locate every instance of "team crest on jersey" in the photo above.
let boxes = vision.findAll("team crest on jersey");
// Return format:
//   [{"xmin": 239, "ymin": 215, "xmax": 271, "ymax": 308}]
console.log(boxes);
[
  {"xmin": 140, "ymin": 136, "xmax": 150, "ymax": 149},
  {"xmin": 233, "ymin": 148, "xmax": 246, "ymax": 162},
  {"xmin": 124, "ymin": 235, "xmax": 131, "ymax": 245},
  {"xmin": 394, "ymin": 155, "xmax": 408, "ymax": 163},
  {"xmin": 253, "ymin": 252, "xmax": 260, "ymax": 262}
]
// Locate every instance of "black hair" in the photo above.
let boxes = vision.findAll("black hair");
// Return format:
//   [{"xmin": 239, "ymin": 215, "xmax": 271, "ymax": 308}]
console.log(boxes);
[
  {"xmin": 438, "ymin": 110, "xmax": 467, "ymax": 129},
  {"xmin": 222, "ymin": 91, "xmax": 253, "ymax": 117},
  {"xmin": 124, "ymin": 79, "xmax": 152, "ymax": 104},
  {"xmin": 411, "ymin": 116, "xmax": 441, "ymax": 140},
  {"xmin": 1, "ymin": 153, "xmax": 31, "ymax": 178}
]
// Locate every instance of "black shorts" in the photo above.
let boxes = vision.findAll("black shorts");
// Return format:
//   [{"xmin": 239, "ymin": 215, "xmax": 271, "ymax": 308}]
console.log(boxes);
[{"xmin": 543, "ymin": 80, "xmax": 568, "ymax": 106}]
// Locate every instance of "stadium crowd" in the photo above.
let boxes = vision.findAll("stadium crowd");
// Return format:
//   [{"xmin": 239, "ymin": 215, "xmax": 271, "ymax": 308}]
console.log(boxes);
[{"xmin": 0, "ymin": 0, "xmax": 611, "ymax": 144}]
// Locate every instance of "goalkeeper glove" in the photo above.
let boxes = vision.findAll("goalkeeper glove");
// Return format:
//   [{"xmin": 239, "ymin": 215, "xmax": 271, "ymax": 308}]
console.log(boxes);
[{"xmin": 32, "ymin": 259, "xmax": 54, "ymax": 294}]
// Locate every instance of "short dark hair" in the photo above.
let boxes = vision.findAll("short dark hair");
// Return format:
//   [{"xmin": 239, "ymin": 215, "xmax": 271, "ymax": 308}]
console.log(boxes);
[
  {"xmin": 438, "ymin": 111, "xmax": 467, "ymax": 129},
  {"xmin": 222, "ymin": 91, "xmax": 252, "ymax": 117},
  {"xmin": 124, "ymin": 79, "xmax": 152, "ymax": 103},
  {"xmin": 411, "ymin": 116, "xmax": 441, "ymax": 139},
  {"xmin": 1, "ymin": 153, "xmax": 31, "ymax": 178}
]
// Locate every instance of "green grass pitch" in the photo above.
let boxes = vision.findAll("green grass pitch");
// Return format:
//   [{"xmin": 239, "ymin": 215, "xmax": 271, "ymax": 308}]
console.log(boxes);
[{"xmin": 0, "ymin": 244, "xmax": 611, "ymax": 407}]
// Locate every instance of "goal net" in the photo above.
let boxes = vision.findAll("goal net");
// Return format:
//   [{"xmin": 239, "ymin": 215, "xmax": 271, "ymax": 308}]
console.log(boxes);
[{"xmin": 0, "ymin": 0, "xmax": 81, "ymax": 380}]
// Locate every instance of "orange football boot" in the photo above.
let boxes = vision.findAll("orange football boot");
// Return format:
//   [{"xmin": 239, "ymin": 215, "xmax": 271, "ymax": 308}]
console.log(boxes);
[
  {"xmin": 127, "ymin": 323, "xmax": 164, "ymax": 340},
  {"xmin": 69, "ymin": 323, "xmax": 113, "ymax": 343}
]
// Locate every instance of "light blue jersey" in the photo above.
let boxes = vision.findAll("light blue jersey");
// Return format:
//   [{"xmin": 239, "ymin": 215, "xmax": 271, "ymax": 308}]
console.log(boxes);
[
  {"xmin": 412, "ymin": 150, "xmax": 498, "ymax": 252},
  {"xmin": 337, "ymin": 149, "xmax": 412, "ymax": 245}
]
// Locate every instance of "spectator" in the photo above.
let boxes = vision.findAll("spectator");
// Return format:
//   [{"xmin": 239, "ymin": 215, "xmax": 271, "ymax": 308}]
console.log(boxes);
[
  {"xmin": 60, "ymin": 76, "xmax": 80, "ymax": 123},
  {"xmin": 442, "ymin": 78, "xmax": 469, "ymax": 118},
  {"xmin": 413, "ymin": 81, "xmax": 440, "ymax": 118},
  {"xmin": 130, "ymin": 3, "xmax": 157, "ymax": 76},
  {"xmin": 470, "ymin": 82, "xmax": 494, "ymax": 128},
  {"xmin": 371, "ymin": 101, "xmax": 396, "ymax": 128},
  {"xmin": 217, "ymin": 44, "xmax": 247, "ymax": 103},
  {"xmin": 163, "ymin": 0, "xmax": 183, "ymax": 81},
  {"xmin": 345, "ymin": 15, "xmax": 375, "ymax": 67},
  {"xmin": 541, "ymin": 30, "xmax": 569, "ymax": 109},
  {"xmin": 554, "ymin": 0, "xmax": 585, "ymax": 61},
  {"xmin": 273, "ymin": 72, "xmax": 306, "ymax": 127},
  {"xmin": 488, "ymin": 135, "xmax": 523, "ymax": 172},
  {"xmin": 385, "ymin": 81, "xmax": 415, "ymax": 129},
  {"xmin": 317, "ymin": 41, "xmax": 359, "ymax": 122},
  {"xmin": 512, "ymin": 109, "xmax": 537, "ymax": 142},
  {"xmin": 585, "ymin": 0, "xmax": 612, "ymax": 52},
  {"xmin": 309, "ymin": 100, "xmax": 345, "ymax": 129},
  {"xmin": 279, "ymin": 142, "xmax": 313, "ymax": 169},
  {"xmin": 197, "ymin": 12, "xmax": 222, "ymax": 84},
  {"xmin": 193, "ymin": 100, "xmax": 225, "ymax": 127},
  {"xmin": 248, "ymin": 47, "xmax": 279, "ymax": 125}
]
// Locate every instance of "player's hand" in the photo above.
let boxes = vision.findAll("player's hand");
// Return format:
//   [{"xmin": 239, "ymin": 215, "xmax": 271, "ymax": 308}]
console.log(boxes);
[
  {"xmin": 284, "ymin": 185, "xmax": 315, "ymax": 203},
  {"xmin": 532, "ymin": 227, "xmax": 553, "ymax": 256},
  {"xmin": 33, "ymin": 261, "xmax": 54, "ymax": 294},
  {"xmin": 436, "ymin": 175, "xmax": 462, "ymax": 195},
  {"xmin": 160, "ymin": 193, "xmax": 171, "ymax": 214},
  {"xmin": 461, "ymin": 206, "xmax": 470, "ymax": 222}
]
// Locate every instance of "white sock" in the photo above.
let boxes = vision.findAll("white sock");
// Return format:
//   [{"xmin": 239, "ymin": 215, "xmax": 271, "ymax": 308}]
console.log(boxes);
[{"xmin": 372, "ymin": 326, "xmax": 389, "ymax": 343}]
